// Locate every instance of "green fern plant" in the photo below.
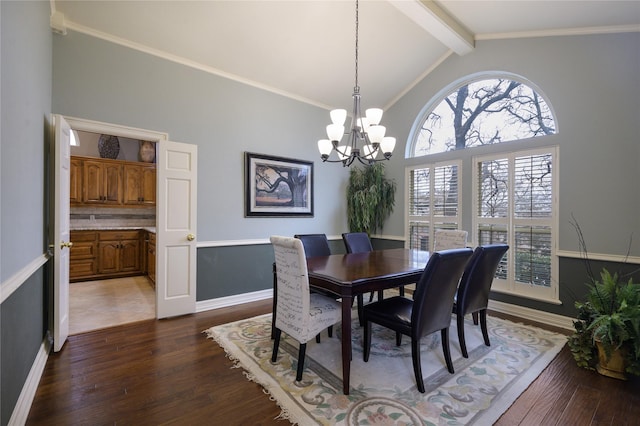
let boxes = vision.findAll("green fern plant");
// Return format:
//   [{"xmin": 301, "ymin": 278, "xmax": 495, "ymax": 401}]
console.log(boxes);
[
  {"xmin": 587, "ymin": 269, "xmax": 640, "ymax": 373},
  {"xmin": 567, "ymin": 217, "xmax": 640, "ymax": 376},
  {"xmin": 569, "ymin": 268, "xmax": 640, "ymax": 376},
  {"xmin": 346, "ymin": 163, "xmax": 396, "ymax": 235}
]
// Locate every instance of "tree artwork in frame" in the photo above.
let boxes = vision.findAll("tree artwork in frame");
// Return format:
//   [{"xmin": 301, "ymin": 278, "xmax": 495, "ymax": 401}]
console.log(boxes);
[{"xmin": 245, "ymin": 152, "xmax": 314, "ymax": 217}]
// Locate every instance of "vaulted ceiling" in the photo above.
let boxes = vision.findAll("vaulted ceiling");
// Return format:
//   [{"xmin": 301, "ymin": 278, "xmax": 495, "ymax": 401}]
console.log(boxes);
[{"xmin": 52, "ymin": 1, "xmax": 639, "ymax": 110}]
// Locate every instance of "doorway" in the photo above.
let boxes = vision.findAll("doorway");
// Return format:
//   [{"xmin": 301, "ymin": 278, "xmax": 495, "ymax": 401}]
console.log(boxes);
[
  {"xmin": 63, "ymin": 117, "xmax": 168, "ymax": 337},
  {"xmin": 69, "ymin": 129, "xmax": 158, "ymax": 334}
]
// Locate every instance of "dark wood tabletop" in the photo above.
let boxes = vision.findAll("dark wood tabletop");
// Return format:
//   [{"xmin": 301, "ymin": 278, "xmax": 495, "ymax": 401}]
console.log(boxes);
[{"xmin": 306, "ymin": 248, "xmax": 430, "ymax": 394}]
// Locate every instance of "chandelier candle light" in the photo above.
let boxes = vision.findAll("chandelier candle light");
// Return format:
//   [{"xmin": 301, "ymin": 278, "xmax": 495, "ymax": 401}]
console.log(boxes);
[{"xmin": 317, "ymin": 0, "xmax": 395, "ymax": 167}]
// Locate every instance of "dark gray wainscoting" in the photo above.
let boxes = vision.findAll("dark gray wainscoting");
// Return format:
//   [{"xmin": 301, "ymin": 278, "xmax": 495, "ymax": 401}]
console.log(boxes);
[
  {"xmin": 195, "ymin": 237, "xmax": 404, "ymax": 301},
  {"xmin": 1, "ymin": 266, "xmax": 47, "ymax": 426}
]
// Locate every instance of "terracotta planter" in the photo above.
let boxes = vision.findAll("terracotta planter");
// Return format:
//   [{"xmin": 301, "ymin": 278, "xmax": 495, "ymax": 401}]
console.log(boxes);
[{"xmin": 595, "ymin": 340, "xmax": 627, "ymax": 380}]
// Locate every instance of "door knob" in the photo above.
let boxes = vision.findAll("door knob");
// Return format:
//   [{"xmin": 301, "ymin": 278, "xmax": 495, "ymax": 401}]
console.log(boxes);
[
  {"xmin": 60, "ymin": 241, "xmax": 73, "ymax": 249},
  {"xmin": 187, "ymin": 233, "xmax": 195, "ymax": 241}
]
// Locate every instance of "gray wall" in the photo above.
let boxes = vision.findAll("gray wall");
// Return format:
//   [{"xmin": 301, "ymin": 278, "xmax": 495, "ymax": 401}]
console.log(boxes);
[
  {"xmin": 383, "ymin": 33, "xmax": 640, "ymax": 258},
  {"xmin": 52, "ymin": 31, "xmax": 350, "ymax": 242},
  {"xmin": 52, "ymin": 30, "xmax": 352, "ymax": 298},
  {"xmin": 0, "ymin": 1, "xmax": 52, "ymax": 424}
]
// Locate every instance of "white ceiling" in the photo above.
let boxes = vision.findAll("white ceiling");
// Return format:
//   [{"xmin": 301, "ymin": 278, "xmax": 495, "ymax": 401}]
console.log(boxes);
[{"xmin": 52, "ymin": 1, "xmax": 640, "ymax": 111}]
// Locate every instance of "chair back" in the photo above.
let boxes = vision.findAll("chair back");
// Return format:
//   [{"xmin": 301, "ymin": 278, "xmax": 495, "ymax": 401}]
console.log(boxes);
[
  {"xmin": 342, "ymin": 232, "xmax": 373, "ymax": 254},
  {"xmin": 294, "ymin": 234, "xmax": 331, "ymax": 258},
  {"xmin": 456, "ymin": 244, "xmax": 509, "ymax": 315},
  {"xmin": 412, "ymin": 248, "xmax": 474, "ymax": 339},
  {"xmin": 270, "ymin": 235, "xmax": 314, "ymax": 342},
  {"xmin": 433, "ymin": 229, "xmax": 468, "ymax": 252}
]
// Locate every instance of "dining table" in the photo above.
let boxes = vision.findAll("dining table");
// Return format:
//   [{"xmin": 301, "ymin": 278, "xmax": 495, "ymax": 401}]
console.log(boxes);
[{"xmin": 305, "ymin": 248, "xmax": 430, "ymax": 395}]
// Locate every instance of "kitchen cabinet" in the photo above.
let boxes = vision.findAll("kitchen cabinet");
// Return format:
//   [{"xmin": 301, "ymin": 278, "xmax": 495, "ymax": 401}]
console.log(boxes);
[
  {"xmin": 98, "ymin": 230, "xmax": 141, "ymax": 275},
  {"xmin": 69, "ymin": 230, "xmax": 98, "ymax": 281},
  {"xmin": 83, "ymin": 159, "xmax": 122, "ymax": 205},
  {"xmin": 147, "ymin": 231, "xmax": 156, "ymax": 286},
  {"xmin": 69, "ymin": 158, "xmax": 83, "ymax": 205},
  {"xmin": 123, "ymin": 163, "xmax": 156, "ymax": 206},
  {"xmin": 71, "ymin": 156, "xmax": 156, "ymax": 207}
]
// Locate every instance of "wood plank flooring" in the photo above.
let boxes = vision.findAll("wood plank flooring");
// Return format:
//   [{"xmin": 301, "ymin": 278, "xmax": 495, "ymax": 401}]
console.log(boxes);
[{"xmin": 27, "ymin": 300, "xmax": 640, "ymax": 425}]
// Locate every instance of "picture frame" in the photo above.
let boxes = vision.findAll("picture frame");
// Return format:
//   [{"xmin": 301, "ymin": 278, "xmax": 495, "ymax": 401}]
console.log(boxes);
[{"xmin": 244, "ymin": 152, "xmax": 314, "ymax": 217}]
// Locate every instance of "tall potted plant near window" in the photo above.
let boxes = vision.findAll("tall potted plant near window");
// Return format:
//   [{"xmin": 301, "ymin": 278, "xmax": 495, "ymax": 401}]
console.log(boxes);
[{"xmin": 346, "ymin": 163, "xmax": 396, "ymax": 235}]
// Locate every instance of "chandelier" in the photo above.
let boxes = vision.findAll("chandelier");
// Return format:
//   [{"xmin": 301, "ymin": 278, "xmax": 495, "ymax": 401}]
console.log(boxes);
[{"xmin": 317, "ymin": 0, "xmax": 395, "ymax": 167}]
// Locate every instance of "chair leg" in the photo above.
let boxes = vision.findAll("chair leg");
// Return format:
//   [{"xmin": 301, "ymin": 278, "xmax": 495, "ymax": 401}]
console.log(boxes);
[
  {"xmin": 472, "ymin": 311, "xmax": 479, "ymax": 325},
  {"xmin": 396, "ymin": 332, "xmax": 402, "ymax": 346},
  {"xmin": 457, "ymin": 313, "xmax": 468, "ymax": 358},
  {"xmin": 480, "ymin": 310, "xmax": 490, "ymax": 347},
  {"xmin": 271, "ymin": 328, "xmax": 282, "ymax": 362},
  {"xmin": 296, "ymin": 343, "xmax": 307, "ymax": 381},
  {"xmin": 399, "ymin": 285, "xmax": 405, "ymax": 297},
  {"xmin": 441, "ymin": 328, "xmax": 454, "ymax": 374},
  {"xmin": 411, "ymin": 337, "xmax": 425, "ymax": 393},
  {"xmin": 363, "ymin": 320, "xmax": 372, "ymax": 362},
  {"xmin": 316, "ymin": 334, "xmax": 321, "ymax": 343},
  {"xmin": 377, "ymin": 290, "xmax": 383, "ymax": 301},
  {"xmin": 328, "ymin": 325, "xmax": 333, "ymax": 338},
  {"xmin": 357, "ymin": 294, "xmax": 365, "ymax": 326}
]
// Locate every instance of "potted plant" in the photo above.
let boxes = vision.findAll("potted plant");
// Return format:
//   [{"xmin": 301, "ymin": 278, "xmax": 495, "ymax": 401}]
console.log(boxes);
[
  {"xmin": 346, "ymin": 163, "xmax": 396, "ymax": 235},
  {"xmin": 567, "ymin": 219, "xmax": 640, "ymax": 379},
  {"xmin": 569, "ymin": 269, "xmax": 640, "ymax": 379}
]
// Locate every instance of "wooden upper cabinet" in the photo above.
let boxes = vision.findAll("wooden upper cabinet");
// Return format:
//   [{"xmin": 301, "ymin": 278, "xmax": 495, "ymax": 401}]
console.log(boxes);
[
  {"xmin": 123, "ymin": 163, "xmax": 156, "ymax": 206},
  {"xmin": 83, "ymin": 159, "xmax": 122, "ymax": 205},
  {"xmin": 69, "ymin": 158, "xmax": 83, "ymax": 205}
]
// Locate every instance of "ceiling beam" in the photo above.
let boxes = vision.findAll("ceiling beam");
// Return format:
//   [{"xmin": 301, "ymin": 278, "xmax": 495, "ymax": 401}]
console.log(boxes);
[{"xmin": 389, "ymin": 0, "xmax": 474, "ymax": 55}]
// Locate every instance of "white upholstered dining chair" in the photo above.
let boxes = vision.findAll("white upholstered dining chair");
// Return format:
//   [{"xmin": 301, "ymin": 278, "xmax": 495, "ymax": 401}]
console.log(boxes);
[
  {"xmin": 270, "ymin": 235, "xmax": 342, "ymax": 382},
  {"xmin": 433, "ymin": 229, "xmax": 468, "ymax": 252}
]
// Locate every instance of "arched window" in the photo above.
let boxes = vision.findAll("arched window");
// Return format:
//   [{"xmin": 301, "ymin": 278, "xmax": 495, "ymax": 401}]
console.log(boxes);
[
  {"xmin": 410, "ymin": 75, "xmax": 556, "ymax": 158},
  {"xmin": 406, "ymin": 73, "xmax": 559, "ymax": 303}
]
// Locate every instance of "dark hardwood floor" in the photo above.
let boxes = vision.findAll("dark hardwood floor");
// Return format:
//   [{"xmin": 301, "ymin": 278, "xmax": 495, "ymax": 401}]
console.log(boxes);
[{"xmin": 27, "ymin": 300, "xmax": 640, "ymax": 425}]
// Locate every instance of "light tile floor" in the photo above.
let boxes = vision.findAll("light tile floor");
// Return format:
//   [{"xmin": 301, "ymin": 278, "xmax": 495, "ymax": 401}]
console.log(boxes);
[{"xmin": 69, "ymin": 276, "xmax": 156, "ymax": 335}]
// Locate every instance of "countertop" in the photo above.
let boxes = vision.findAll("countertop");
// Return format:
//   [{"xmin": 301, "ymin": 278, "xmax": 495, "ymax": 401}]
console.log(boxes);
[{"xmin": 71, "ymin": 227, "xmax": 156, "ymax": 233}]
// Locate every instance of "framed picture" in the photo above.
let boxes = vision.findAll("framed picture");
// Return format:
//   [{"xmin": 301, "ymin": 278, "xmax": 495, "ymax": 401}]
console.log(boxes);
[{"xmin": 245, "ymin": 152, "xmax": 314, "ymax": 217}]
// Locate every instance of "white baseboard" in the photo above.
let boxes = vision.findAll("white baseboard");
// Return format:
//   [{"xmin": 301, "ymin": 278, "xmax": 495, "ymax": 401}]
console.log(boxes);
[
  {"xmin": 196, "ymin": 289, "xmax": 272, "ymax": 312},
  {"xmin": 488, "ymin": 299, "xmax": 575, "ymax": 331},
  {"xmin": 9, "ymin": 335, "xmax": 51, "ymax": 426}
]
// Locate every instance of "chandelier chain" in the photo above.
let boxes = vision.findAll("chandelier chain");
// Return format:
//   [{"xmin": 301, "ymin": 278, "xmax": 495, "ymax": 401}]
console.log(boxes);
[{"xmin": 354, "ymin": 0, "xmax": 359, "ymax": 91}]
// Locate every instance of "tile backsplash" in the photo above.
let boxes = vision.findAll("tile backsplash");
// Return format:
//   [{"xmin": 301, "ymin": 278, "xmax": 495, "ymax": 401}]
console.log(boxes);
[{"xmin": 71, "ymin": 206, "xmax": 156, "ymax": 230}]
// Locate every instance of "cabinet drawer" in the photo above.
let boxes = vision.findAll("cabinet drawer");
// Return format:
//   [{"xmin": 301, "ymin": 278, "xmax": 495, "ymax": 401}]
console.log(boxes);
[
  {"xmin": 99, "ymin": 230, "xmax": 140, "ymax": 241},
  {"xmin": 70, "ymin": 259, "xmax": 96, "ymax": 280},
  {"xmin": 71, "ymin": 231, "xmax": 97, "ymax": 242},
  {"xmin": 70, "ymin": 241, "xmax": 96, "ymax": 259}
]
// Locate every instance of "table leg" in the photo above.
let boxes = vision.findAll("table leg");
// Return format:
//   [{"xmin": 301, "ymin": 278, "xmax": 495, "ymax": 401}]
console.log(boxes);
[{"xmin": 341, "ymin": 295, "xmax": 352, "ymax": 395}]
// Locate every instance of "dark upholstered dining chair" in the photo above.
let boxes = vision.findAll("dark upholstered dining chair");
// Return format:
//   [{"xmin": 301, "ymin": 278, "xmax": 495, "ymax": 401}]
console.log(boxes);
[
  {"xmin": 453, "ymin": 244, "xmax": 509, "ymax": 358},
  {"xmin": 270, "ymin": 236, "xmax": 342, "ymax": 382},
  {"xmin": 294, "ymin": 234, "xmax": 331, "ymax": 258},
  {"xmin": 342, "ymin": 232, "xmax": 382, "ymax": 323},
  {"xmin": 362, "ymin": 248, "xmax": 474, "ymax": 393}
]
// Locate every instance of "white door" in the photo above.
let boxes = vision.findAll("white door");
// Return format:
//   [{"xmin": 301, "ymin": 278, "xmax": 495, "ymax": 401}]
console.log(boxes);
[
  {"xmin": 53, "ymin": 114, "xmax": 71, "ymax": 351},
  {"xmin": 156, "ymin": 140, "xmax": 197, "ymax": 318}
]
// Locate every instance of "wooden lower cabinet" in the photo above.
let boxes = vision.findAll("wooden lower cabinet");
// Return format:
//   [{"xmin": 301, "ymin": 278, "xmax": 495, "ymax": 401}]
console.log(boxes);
[
  {"xmin": 69, "ymin": 231, "xmax": 98, "ymax": 281},
  {"xmin": 70, "ymin": 229, "xmax": 144, "ymax": 282},
  {"xmin": 147, "ymin": 232, "xmax": 156, "ymax": 286},
  {"xmin": 97, "ymin": 230, "xmax": 141, "ymax": 275}
]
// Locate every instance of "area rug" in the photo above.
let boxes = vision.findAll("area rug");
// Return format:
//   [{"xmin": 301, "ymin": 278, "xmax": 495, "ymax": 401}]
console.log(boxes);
[{"xmin": 204, "ymin": 311, "xmax": 566, "ymax": 425}]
